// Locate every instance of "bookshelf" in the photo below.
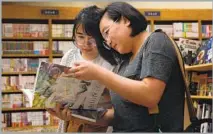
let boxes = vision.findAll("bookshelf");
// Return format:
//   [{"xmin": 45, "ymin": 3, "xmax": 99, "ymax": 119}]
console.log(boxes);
[
  {"xmin": 185, "ymin": 63, "xmax": 212, "ymax": 72},
  {"xmin": 2, "ymin": 54, "xmax": 49, "ymax": 58},
  {"xmin": 2, "ymin": 71, "xmax": 37, "ymax": 75},
  {"xmin": 2, "ymin": 37, "xmax": 49, "ymax": 41},
  {"xmin": 191, "ymin": 95, "xmax": 213, "ymax": 100},
  {"xmin": 52, "ymin": 37, "xmax": 74, "ymax": 41},
  {"xmin": 2, "ymin": 90, "xmax": 23, "ymax": 94},
  {"xmin": 2, "ymin": 4, "xmax": 212, "ymax": 132},
  {"xmin": 2, "ymin": 125, "xmax": 58, "ymax": 132},
  {"xmin": 2, "ymin": 107, "xmax": 46, "ymax": 113},
  {"xmin": 2, "ymin": 5, "xmax": 212, "ymax": 62},
  {"xmin": 3, "ymin": 125, "xmax": 57, "ymax": 129},
  {"xmin": 184, "ymin": 63, "xmax": 213, "ymax": 131}
]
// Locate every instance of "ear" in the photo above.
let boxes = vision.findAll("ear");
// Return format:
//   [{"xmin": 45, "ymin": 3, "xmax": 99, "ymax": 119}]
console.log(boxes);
[{"xmin": 121, "ymin": 16, "xmax": 130, "ymax": 27}]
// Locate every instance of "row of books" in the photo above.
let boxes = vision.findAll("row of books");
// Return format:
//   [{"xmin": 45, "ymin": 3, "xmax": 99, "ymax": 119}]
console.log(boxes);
[
  {"xmin": 2, "ymin": 91, "xmax": 36, "ymax": 108},
  {"xmin": 2, "ymin": 76, "xmax": 35, "ymax": 91},
  {"xmin": 2, "ymin": 23, "xmax": 211, "ymax": 38},
  {"xmin": 194, "ymin": 102, "xmax": 212, "ymax": 133},
  {"xmin": 157, "ymin": 23, "xmax": 199, "ymax": 37},
  {"xmin": 2, "ymin": 41, "xmax": 74, "ymax": 55},
  {"xmin": 202, "ymin": 25, "xmax": 212, "ymax": 38},
  {"xmin": 2, "ymin": 24, "xmax": 49, "ymax": 38},
  {"xmin": 2, "ymin": 58, "xmax": 49, "ymax": 72},
  {"xmin": 2, "ymin": 111, "xmax": 59, "ymax": 128},
  {"xmin": 155, "ymin": 23, "xmax": 212, "ymax": 38},
  {"xmin": 53, "ymin": 41, "xmax": 76, "ymax": 54},
  {"xmin": 2, "ymin": 41, "xmax": 49, "ymax": 55},
  {"xmin": 2, "ymin": 94, "xmax": 25, "ymax": 108},
  {"xmin": 52, "ymin": 24, "xmax": 73, "ymax": 37},
  {"xmin": 190, "ymin": 72, "xmax": 212, "ymax": 96}
]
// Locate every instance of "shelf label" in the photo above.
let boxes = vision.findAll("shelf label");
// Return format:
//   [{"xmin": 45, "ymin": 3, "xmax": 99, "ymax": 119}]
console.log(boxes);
[
  {"xmin": 144, "ymin": 11, "xmax": 160, "ymax": 17},
  {"xmin": 41, "ymin": 9, "xmax": 59, "ymax": 15}
]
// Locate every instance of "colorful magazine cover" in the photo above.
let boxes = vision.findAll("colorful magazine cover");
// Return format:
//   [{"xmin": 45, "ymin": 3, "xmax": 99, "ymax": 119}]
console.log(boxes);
[
  {"xmin": 193, "ymin": 37, "xmax": 212, "ymax": 65},
  {"xmin": 177, "ymin": 38, "xmax": 201, "ymax": 59},
  {"xmin": 22, "ymin": 61, "xmax": 111, "ymax": 122}
]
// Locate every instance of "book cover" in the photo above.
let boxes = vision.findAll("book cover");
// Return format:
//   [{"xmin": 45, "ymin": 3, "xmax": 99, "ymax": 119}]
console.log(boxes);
[
  {"xmin": 178, "ymin": 38, "xmax": 201, "ymax": 58},
  {"xmin": 23, "ymin": 61, "xmax": 108, "ymax": 122},
  {"xmin": 193, "ymin": 37, "xmax": 212, "ymax": 65}
]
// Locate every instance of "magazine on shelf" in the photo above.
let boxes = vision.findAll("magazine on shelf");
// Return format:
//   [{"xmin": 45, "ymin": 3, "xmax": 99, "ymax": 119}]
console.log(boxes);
[
  {"xmin": 193, "ymin": 37, "xmax": 212, "ymax": 65},
  {"xmin": 21, "ymin": 61, "xmax": 110, "ymax": 122},
  {"xmin": 177, "ymin": 38, "xmax": 201, "ymax": 59}
]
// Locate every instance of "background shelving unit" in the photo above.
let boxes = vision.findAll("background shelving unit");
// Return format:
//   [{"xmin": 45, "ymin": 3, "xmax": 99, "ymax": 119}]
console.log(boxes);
[
  {"xmin": 185, "ymin": 63, "xmax": 212, "ymax": 72},
  {"xmin": 184, "ymin": 63, "xmax": 212, "ymax": 131}
]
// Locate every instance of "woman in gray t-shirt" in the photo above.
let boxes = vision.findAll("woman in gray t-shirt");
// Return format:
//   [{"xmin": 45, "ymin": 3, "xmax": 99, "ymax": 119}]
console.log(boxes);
[{"xmin": 69, "ymin": 2, "xmax": 185, "ymax": 132}]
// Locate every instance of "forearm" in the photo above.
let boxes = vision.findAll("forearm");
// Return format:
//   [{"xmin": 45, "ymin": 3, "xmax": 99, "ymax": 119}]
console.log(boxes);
[{"xmin": 96, "ymin": 66, "xmax": 160, "ymax": 108}]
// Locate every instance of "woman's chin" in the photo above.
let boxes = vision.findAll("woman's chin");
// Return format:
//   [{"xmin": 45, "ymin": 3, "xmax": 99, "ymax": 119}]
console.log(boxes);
[
  {"xmin": 81, "ymin": 49, "xmax": 93, "ymax": 53},
  {"xmin": 117, "ymin": 48, "xmax": 126, "ymax": 54}
]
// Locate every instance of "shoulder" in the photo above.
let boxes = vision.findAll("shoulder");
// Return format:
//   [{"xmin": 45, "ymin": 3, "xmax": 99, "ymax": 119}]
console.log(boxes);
[
  {"xmin": 148, "ymin": 32, "xmax": 171, "ymax": 49},
  {"xmin": 144, "ymin": 32, "xmax": 176, "ymax": 58}
]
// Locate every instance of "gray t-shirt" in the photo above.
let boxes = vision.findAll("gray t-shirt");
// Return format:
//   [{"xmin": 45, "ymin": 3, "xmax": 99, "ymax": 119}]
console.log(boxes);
[{"xmin": 110, "ymin": 32, "xmax": 185, "ymax": 132}]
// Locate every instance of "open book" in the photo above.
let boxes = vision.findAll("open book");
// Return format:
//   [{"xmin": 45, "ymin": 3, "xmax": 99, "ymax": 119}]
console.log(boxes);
[{"xmin": 22, "ymin": 61, "xmax": 110, "ymax": 122}]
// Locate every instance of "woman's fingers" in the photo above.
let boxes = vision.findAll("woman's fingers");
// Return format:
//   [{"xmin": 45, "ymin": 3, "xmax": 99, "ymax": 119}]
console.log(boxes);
[
  {"xmin": 46, "ymin": 109, "xmax": 57, "ymax": 117},
  {"xmin": 66, "ymin": 108, "xmax": 72, "ymax": 120},
  {"xmin": 48, "ymin": 103, "xmax": 73, "ymax": 121},
  {"xmin": 60, "ymin": 66, "xmax": 81, "ymax": 78},
  {"xmin": 61, "ymin": 108, "xmax": 68, "ymax": 120},
  {"xmin": 61, "ymin": 107, "xmax": 72, "ymax": 121}
]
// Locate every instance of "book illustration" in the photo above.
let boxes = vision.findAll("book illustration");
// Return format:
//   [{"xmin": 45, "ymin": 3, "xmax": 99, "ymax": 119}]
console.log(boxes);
[
  {"xmin": 194, "ymin": 37, "xmax": 212, "ymax": 65},
  {"xmin": 177, "ymin": 38, "xmax": 201, "ymax": 60},
  {"xmin": 32, "ymin": 62, "xmax": 70, "ymax": 108},
  {"xmin": 30, "ymin": 61, "xmax": 109, "ymax": 122}
]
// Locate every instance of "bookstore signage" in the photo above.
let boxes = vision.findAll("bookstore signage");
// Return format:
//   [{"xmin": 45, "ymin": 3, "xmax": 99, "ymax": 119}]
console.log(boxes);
[
  {"xmin": 144, "ymin": 11, "xmax": 160, "ymax": 17},
  {"xmin": 41, "ymin": 9, "xmax": 59, "ymax": 15}
]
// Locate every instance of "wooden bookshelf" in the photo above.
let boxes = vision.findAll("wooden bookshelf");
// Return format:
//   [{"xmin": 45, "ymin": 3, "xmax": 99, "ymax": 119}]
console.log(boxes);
[
  {"xmin": 2, "ymin": 54, "xmax": 49, "ymax": 58},
  {"xmin": 3, "ymin": 125, "xmax": 58, "ymax": 129},
  {"xmin": 2, "ymin": 71, "xmax": 37, "ymax": 75},
  {"xmin": 2, "ymin": 90, "xmax": 23, "ymax": 94},
  {"xmin": 202, "ymin": 37, "xmax": 211, "ymax": 40},
  {"xmin": 184, "ymin": 62, "xmax": 212, "ymax": 129},
  {"xmin": 2, "ymin": 4, "xmax": 212, "ymax": 63},
  {"xmin": 2, "ymin": 107, "xmax": 46, "ymax": 112},
  {"xmin": 172, "ymin": 37, "xmax": 199, "ymax": 40},
  {"xmin": 2, "ymin": 125, "xmax": 58, "ymax": 132},
  {"xmin": 191, "ymin": 95, "xmax": 213, "ymax": 100},
  {"xmin": 52, "ymin": 37, "xmax": 74, "ymax": 41},
  {"xmin": 185, "ymin": 63, "xmax": 212, "ymax": 71},
  {"xmin": 53, "ymin": 54, "xmax": 64, "ymax": 57},
  {"xmin": 2, "ymin": 37, "xmax": 49, "ymax": 41}
]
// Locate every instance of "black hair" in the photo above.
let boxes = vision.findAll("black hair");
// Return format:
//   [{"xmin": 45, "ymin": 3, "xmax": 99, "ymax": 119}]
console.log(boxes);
[
  {"xmin": 102, "ymin": 2, "xmax": 148, "ymax": 37},
  {"xmin": 71, "ymin": 5, "xmax": 124, "ymax": 65},
  {"xmin": 72, "ymin": 5, "xmax": 102, "ymax": 39},
  {"xmin": 90, "ymin": 2, "xmax": 138, "ymax": 65}
]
